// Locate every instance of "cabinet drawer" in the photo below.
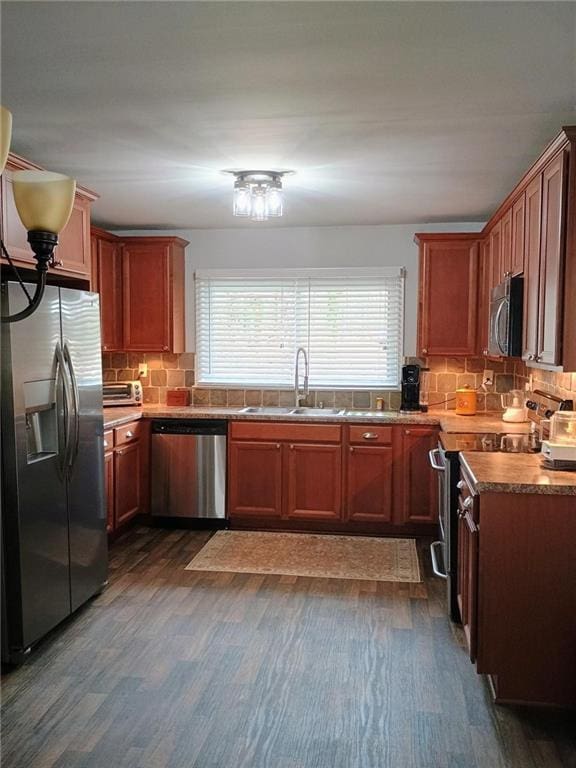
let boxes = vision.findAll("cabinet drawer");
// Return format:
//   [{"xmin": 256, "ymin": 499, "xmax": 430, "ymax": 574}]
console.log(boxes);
[
  {"xmin": 230, "ymin": 421, "xmax": 341, "ymax": 444},
  {"xmin": 348, "ymin": 425, "xmax": 392, "ymax": 445},
  {"xmin": 115, "ymin": 420, "xmax": 142, "ymax": 446},
  {"xmin": 103, "ymin": 429, "xmax": 114, "ymax": 452}
]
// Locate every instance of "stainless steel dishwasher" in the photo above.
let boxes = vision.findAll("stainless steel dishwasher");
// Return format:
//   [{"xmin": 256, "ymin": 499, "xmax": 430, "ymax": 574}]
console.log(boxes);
[{"xmin": 151, "ymin": 420, "xmax": 227, "ymax": 519}]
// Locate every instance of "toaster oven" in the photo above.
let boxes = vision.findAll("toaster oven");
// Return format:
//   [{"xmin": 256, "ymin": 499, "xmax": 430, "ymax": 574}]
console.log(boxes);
[{"xmin": 103, "ymin": 381, "xmax": 143, "ymax": 407}]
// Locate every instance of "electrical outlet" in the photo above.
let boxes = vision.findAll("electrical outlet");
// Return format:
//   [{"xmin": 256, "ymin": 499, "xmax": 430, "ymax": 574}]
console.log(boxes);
[
  {"xmin": 483, "ymin": 369, "xmax": 494, "ymax": 388},
  {"xmin": 138, "ymin": 362, "xmax": 148, "ymax": 379}
]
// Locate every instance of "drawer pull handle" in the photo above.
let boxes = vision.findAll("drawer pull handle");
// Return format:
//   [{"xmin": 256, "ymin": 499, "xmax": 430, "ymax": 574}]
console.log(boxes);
[
  {"xmin": 126, "ymin": 431, "xmax": 134, "ymax": 438},
  {"xmin": 362, "ymin": 432, "xmax": 378, "ymax": 440}
]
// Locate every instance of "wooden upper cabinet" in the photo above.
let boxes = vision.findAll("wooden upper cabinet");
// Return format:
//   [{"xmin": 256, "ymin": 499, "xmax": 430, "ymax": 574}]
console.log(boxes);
[
  {"xmin": 522, "ymin": 174, "xmax": 542, "ymax": 362},
  {"xmin": 479, "ymin": 237, "xmax": 492, "ymax": 358},
  {"xmin": 92, "ymin": 228, "xmax": 123, "ymax": 351},
  {"xmin": 1, "ymin": 153, "xmax": 96, "ymax": 282},
  {"xmin": 416, "ymin": 234, "xmax": 480, "ymax": 357},
  {"xmin": 122, "ymin": 236, "xmax": 187, "ymax": 353},
  {"xmin": 537, "ymin": 150, "xmax": 567, "ymax": 366},
  {"xmin": 489, "ymin": 219, "xmax": 502, "ymax": 288},
  {"xmin": 500, "ymin": 208, "xmax": 513, "ymax": 280},
  {"xmin": 510, "ymin": 193, "xmax": 526, "ymax": 276}
]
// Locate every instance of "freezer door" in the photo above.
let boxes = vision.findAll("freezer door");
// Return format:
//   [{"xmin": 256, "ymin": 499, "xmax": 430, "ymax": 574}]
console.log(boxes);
[
  {"xmin": 1, "ymin": 283, "xmax": 71, "ymax": 653},
  {"xmin": 59, "ymin": 288, "xmax": 107, "ymax": 612}
]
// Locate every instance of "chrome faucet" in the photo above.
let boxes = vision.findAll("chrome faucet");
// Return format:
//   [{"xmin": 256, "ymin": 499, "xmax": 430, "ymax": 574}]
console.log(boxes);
[{"xmin": 294, "ymin": 347, "xmax": 309, "ymax": 407}]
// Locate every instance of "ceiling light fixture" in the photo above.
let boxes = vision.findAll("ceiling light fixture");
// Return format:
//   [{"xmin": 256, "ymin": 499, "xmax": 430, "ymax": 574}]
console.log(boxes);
[{"xmin": 226, "ymin": 170, "xmax": 292, "ymax": 222}]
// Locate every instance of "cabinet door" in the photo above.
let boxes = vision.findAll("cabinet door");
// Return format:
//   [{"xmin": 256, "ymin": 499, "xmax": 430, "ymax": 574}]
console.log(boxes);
[
  {"xmin": 52, "ymin": 197, "xmax": 91, "ymax": 278},
  {"xmin": 479, "ymin": 237, "xmax": 492, "ymax": 357},
  {"xmin": 123, "ymin": 242, "xmax": 171, "ymax": 351},
  {"xmin": 286, "ymin": 443, "xmax": 342, "ymax": 521},
  {"xmin": 346, "ymin": 445, "xmax": 393, "ymax": 523},
  {"xmin": 228, "ymin": 441, "xmax": 282, "ymax": 518},
  {"xmin": 537, "ymin": 151, "xmax": 567, "ymax": 366},
  {"xmin": 114, "ymin": 440, "xmax": 141, "ymax": 527},
  {"xmin": 98, "ymin": 238, "xmax": 123, "ymax": 351},
  {"xmin": 500, "ymin": 208, "xmax": 513, "ymax": 280},
  {"xmin": 400, "ymin": 427, "xmax": 438, "ymax": 524},
  {"xmin": 457, "ymin": 510, "xmax": 479, "ymax": 662},
  {"xmin": 418, "ymin": 239, "xmax": 479, "ymax": 356},
  {"xmin": 104, "ymin": 451, "xmax": 114, "ymax": 533},
  {"xmin": 490, "ymin": 220, "xmax": 502, "ymax": 289},
  {"xmin": 511, "ymin": 193, "xmax": 525, "ymax": 276},
  {"xmin": 522, "ymin": 174, "xmax": 542, "ymax": 362}
]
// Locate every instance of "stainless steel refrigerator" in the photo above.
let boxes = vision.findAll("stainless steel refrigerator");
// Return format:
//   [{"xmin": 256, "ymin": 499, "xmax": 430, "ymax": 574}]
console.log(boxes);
[{"xmin": 1, "ymin": 282, "xmax": 107, "ymax": 663}]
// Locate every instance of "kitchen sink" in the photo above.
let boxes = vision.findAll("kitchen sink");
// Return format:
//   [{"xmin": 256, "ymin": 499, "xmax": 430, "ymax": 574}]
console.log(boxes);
[
  {"xmin": 238, "ymin": 407, "xmax": 294, "ymax": 414},
  {"xmin": 343, "ymin": 410, "xmax": 397, "ymax": 417},
  {"xmin": 289, "ymin": 407, "xmax": 346, "ymax": 415}
]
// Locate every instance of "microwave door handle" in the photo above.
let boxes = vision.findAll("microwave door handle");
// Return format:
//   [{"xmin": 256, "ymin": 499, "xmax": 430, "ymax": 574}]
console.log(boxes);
[
  {"xmin": 55, "ymin": 342, "xmax": 73, "ymax": 472},
  {"xmin": 63, "ymin": 343, "xmax": 80, "ymax": 469},
  {"xmin": 495, "ymin": 299, "xmax": 507, "ymax": 355}
]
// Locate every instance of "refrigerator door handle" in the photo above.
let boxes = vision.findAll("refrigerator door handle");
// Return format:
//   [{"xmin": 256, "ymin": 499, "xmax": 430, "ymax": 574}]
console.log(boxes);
[
  {"xmin": 55, "ymin": 342, "xmax": 73, "ymax": 471},
  {"xmin": 63, "ymin": 342, "xmax": 80, "ymax": 469}
]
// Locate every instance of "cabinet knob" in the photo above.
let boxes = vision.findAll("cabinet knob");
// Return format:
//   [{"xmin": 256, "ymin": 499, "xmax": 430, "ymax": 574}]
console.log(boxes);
[
  {"xmin": 349, "ymin": 447, "xmax": 354, "ymax": 453},
  {"xmin": 126, "ymin": 431, "xmax": 133, "ymax": 438},
  {"xmin": 117, "ymin": 449, "xmax": 123, "ymax": 456},
  {"xmin": 103, "ymin": 345, "xmax": 108, "ymax": 351},
  {"xmin": 405, "ymin": 430, "xmax": 411, "ymax": 435},
  {"xmin": 421, "ymin": 349, "xmax": 428, "ymax": 355},
  {"xmin": 103, "ymin": 440, "xmax": 109, "ymax": 449},
  {"xmin": 163, "ymin": 346, "xmax": 169, "ymax": 351},
  {"xmin": 50, "ymin": 259, "xmax": 64, "ymax": 268},
  {"xmin": 290, "ymin": 444, "xmax": 294, "ymax": 450},
  {"xmin": 276, "ymin": 444, "xmax": 280, "ymax": 449}
]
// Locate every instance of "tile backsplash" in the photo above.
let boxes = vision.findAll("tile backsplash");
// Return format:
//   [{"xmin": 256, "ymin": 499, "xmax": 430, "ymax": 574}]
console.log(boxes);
[{"xmin": 101, "ymin": 352, "xmax": 532, "ymax": 412}]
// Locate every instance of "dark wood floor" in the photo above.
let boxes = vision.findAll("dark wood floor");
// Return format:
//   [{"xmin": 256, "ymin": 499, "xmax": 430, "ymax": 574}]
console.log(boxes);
[{"xmin": 2, "ymin": 527, "xmax": 575, "ymax": 768}]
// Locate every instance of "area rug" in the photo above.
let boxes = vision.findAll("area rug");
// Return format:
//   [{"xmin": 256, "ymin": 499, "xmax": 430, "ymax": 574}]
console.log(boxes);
[{"xmin": 185, "ymin": 531, "xmax": 421, "ymax": 583}]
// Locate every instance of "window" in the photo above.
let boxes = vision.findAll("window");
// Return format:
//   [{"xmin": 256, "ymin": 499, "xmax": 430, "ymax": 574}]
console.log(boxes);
[{"xmin": 195, "ymin": 268, "xmax": 404, "ymax": 389}]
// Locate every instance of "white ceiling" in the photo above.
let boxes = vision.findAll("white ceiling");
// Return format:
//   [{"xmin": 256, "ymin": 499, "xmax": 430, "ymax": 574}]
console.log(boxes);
[{"xmin": 2, "ymin": 2, "xmax": 575, "ymax": 229}]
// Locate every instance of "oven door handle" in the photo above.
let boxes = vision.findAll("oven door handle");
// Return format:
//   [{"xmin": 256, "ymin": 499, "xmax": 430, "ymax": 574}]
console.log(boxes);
[
  {"xmin": 430, "ymin": 541, "xmax": 448, "ymax": 580},
  {"xmin": 428, "ymin": 448, "xmax": 445, "ymax": 471}
]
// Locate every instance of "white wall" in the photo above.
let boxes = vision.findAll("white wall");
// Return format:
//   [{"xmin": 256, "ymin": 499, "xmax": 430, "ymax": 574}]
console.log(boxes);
[{"xmin": 116, "ymin": 222, "xmax": 484, "ymax": 356}]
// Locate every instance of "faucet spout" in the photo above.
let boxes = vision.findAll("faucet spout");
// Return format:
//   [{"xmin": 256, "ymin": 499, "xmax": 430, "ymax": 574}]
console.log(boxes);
[{"xmin": 294, "ymin": 347, "xmax": 309, "ymax": 407}]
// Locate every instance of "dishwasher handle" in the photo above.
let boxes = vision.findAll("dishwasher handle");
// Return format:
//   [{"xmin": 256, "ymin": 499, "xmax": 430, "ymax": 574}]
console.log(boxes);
[{"xmin": 151, "ymin": 419, "xmax": 228, "ymax": 436}]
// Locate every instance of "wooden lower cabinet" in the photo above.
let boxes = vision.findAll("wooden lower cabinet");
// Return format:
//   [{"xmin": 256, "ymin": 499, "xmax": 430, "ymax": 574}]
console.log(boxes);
[
  {"xmin": 400, "ymin": 427, "xmax": 439, "ymax": 525},
  {"xmin": 104, "ymin": 419, "xmax": 149, "ymax": 535},
  {"xmin": 346, "ymin": 445, "xmax": 393, "ymax": 523},
  {"xmin": 228, "ymin": 441, "xmax": 282, "ymax": 518},
  {"xmin": 286, "ymin": 443, "xmax": 341, "ymax": 521},
  {"xmin": 114, "ymin": 441, "xmax": 141, "ymax": 527},
  {"xmin": 227, "ymin": 421, "xmax": 437, "ymax": 533},
  {"xmin": 457, "ymin": 465, "xmax": 576, "ymax": 708},
  {"xmin": 104, "ymin": 450, "xmax": 114, "ymax": 533}
]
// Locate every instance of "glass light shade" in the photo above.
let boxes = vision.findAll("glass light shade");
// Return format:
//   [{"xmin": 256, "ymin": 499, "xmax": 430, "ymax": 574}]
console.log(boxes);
[
  {"xmin": 251, "ymin": 188, "xmax": 267, "ymax": 221},
  {"xmin": 265, "ymin": 186, "xmax": 283, "ymax": 217},
  {"xmin": 1, "ymin": 106, "xmax": 12, "ymax": 176},
  {"xmin": 233, "ymin": 183, "xmax": 251, "ymax": 216},
  {"xmin": 12, "ymin": 171, "xmax": 76, "ymax": 234}
]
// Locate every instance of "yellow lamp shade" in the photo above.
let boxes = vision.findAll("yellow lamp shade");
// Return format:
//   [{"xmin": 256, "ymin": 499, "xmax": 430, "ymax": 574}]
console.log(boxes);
[
  {"xmin": 1, "ymin": 106, "xmax": 13, "ymax": 176},
  {"xmin": 12, "ymin": 170, "xmax": 76, "ymax": 234}
]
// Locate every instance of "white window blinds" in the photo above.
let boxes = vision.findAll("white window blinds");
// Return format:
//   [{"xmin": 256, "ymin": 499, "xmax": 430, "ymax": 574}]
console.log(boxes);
[{"xmin": 195, "ymin": 268, "xmax": 404, "ymax": 389}]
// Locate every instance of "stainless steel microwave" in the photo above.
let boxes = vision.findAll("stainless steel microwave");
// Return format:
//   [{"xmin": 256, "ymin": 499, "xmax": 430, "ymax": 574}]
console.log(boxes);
[{"xmin": 488, "ymin": 276, "xmax": 523, "ymax": 357}]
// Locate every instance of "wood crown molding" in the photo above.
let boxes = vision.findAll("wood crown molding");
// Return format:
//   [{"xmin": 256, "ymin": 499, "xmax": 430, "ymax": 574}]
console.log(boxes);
[
  {"xmin": 5, "ymin": 151, "xmax": 99, "ymax": 202},
  {"xmin": 414, "ymin": 232, "xmax": 481, "ymax": 245}
]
